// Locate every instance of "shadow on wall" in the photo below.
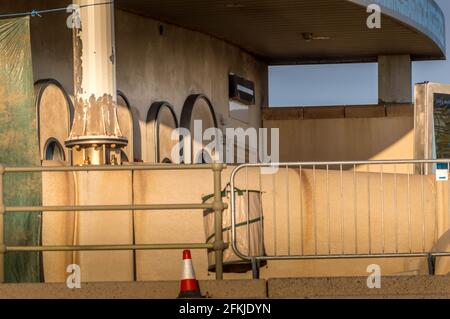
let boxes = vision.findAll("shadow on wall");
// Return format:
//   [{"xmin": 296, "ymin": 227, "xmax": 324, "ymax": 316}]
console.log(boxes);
[{"xmin": 263, "ymin": 107, "xmax": 415, "ymax": 162}]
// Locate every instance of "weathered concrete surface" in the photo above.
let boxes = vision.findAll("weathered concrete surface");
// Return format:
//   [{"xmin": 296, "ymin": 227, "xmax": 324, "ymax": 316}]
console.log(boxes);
[
  {"xmin": 2, "ymin": 2, "xmax": 269, "ymax": 163},
  {"xmin": 43, "ymin": 166, "xmax": 450, "ymax": 282},
  {"xmin": 414, "ymin": 83, "xmax": 450, "ymax": 163},
  {"xmin": 268, "ymin": 276, "xmax": 450, "ymax": 299},
  {"xmin": 263, "ymin": 114, "xmax": 414, "ymax": 164},
  {"xmin": 35, "ymin": 81, "xmax": 72, "ymax": 161},
  {"xmin": 115, "ymin": 9, "xmax": 268, "ymax": 162},
  {"xmin": 0, "ymin": 280, "xmax": 266, "ymax": 299},
  {"xmin": 1, "ymin": 277, "xmax": 450, "ymax": 299},
  {"xmin": 378, "ymin": 55, "xmax": 412, "ymax": 104}
]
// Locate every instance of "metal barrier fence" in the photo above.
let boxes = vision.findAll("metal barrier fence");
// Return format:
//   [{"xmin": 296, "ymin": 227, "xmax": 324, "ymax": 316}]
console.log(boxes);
[
  {"xmin": 230, "ymin": 160, "xmax": 450, "ymax": 278},
  {"xmin": 0, "ymin": 163, "xmax": 227, "ymax": 283}
]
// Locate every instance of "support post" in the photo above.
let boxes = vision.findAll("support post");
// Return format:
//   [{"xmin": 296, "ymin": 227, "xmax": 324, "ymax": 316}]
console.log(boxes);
[
  {"xmin": 0, "ymin": 164, "xmax": 5, "ymax": 283},
  {"xmin": 66, "ymin": 0, "xmax": 127, "ymax": 165},
  {"xmin": 212, "ymin": 163, "xmax": 225, "ymax": 280},
  {"xmin": 251, "ymin": 258, "xmax": 260, "ymax": 280},
  {"xmin": 378, "ymin": 55, "xmax": 412, "ymax": 104},
  {"xmin": 428, "ymin": 253, "xmax": 436, "ymax": 275}
]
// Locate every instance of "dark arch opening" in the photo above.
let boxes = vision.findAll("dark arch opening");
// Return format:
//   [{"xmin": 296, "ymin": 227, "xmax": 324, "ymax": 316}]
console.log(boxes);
[
  {"xmin": 180, "ymin": 94, "xmax": 218, "ymax": 164},
  {"xmin": 44, "ymin": 138, "xmax": 65, "ymax": 161},
  {"xmin": 147, "ymin": 101, "xmax": 179, "ymax": 163}
]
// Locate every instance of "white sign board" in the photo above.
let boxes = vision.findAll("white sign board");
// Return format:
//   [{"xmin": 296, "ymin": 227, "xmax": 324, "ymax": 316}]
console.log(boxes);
[{"xmin": 436, "ymin": 163, "xmax": 449, "ymax": 181}]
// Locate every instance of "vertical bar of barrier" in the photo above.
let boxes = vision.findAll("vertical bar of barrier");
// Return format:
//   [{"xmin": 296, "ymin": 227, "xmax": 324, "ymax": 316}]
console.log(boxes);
[
  {"xmin": 0, "ymin": 164, "xmax": 4, "ymax": 283},
  {"xmin": 394, "ymin": 164, "xmax": 399, "ymax": 253},
  {"xmin": 326, "ymin": 165, "xmax": 331, "ymax": 255},
  {"xmin": 434, "ymin": 175, "xmax": 438, "ymax": 244},
  {"xmin": 380, "ymin": 164, "xmax": 385, "ymax": 254},
  {"xmin": 213, "ymin": 163, "xmax": 225, "ymax": 280},
  {"xmin": 421, "ymin": 163, "xmax": 426, "ymax": 253},
  {"xmin": 313, "ymin": 165, "xmax": 318, "ymax": 255},
  {"xmin": 286, "ymin": 165, "xmax": 291, "ymax": 255},
  {"xmin": 353, "ymin": 165, "xmax": 358, "ymax": 254},
  {"xmin": 367, "ymin": 165, "xmax": 371, "ymax": 254},
  {"xmin": 272, "ymin": 173, "xmax": 277, "ymax": 256},
  {"xmin": 407, "ymin": 168, "xmax": 412, "ymax": 253},
  {"xmin": 258, "ymin": 168, "xmax": 264, "ymax": 258},
  {"xmin": 246, "ymin": 167, "xmax": 250, "ymax": 257},
  {"xmin": 340, "ymin": 165, "xmax": 344, "ymax": 255},
  {"xmin": 299, "ymin": 165, "xmax": 304, "ymax": 255}
]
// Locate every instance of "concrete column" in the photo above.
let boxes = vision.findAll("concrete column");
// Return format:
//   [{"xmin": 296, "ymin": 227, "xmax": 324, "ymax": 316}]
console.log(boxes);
[
  {"xmin": 66, "ymin": 0, "xmax": 127, "ymax": 165},
  {"xmin": 378, "ymin": 55, "xmax": 412, "ymax": 104}
]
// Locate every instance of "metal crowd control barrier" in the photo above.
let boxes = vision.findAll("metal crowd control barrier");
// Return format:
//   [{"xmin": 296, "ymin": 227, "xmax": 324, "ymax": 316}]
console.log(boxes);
[
  {"xmin": 0, "ymin": 163, "xmax": 227, "ymax": 283},
  {"xmin": 230, "ymin": 160, "xmax": 450, "ymax": 278}
]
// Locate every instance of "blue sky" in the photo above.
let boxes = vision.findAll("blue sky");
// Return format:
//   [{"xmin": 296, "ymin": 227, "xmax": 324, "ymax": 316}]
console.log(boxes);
[{"xmin": 269, "ymin": 0, "xmax": 450, "ymax": 106}]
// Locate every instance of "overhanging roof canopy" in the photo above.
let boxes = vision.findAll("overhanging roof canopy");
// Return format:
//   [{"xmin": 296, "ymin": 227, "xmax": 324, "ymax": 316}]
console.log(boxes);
[{"xmin": 116, "ymin": 0, "xmax": 446, "ymax": 64}]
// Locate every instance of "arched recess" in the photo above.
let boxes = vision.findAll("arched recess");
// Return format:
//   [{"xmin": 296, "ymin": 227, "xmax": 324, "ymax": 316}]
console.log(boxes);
[
  {"xmin": 35, "ymin": 79, "xmax": 73, "ymax": 163},
  {"xmin": 43, "ymin": 138, "xmax": 66, "ymax": 161},
  {"xmin": 146, "ymin": 102, "xmax": 179, "ymax": 163},
  {"xmin": 117, "ymin": 90, "xmax": 134, "ymax": 162},
  {"xmin": 180, "ymin": 94, "xmax": 218, "ymax": 164}
]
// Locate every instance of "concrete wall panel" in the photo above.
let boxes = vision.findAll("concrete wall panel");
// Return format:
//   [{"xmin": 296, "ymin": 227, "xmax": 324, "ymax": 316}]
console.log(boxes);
[
  {"xmin": 263, "ymin": 115, "xmax": 414, "ymax": 171},
  {"xmin": 43, "ymin": 164, "xmax": 450, "ymax": 282},
  {"xmin": 42, "ymin": 160, "xmax": 76, "ymax": 282},
  {"xmin": 8, "ymin": 3, "xmax": 268, "ymax": 163},
  {"xmin": 75, "ymin": 171, "xmax": 134, "ymax": 282},
  {"xmin": 115, "ymin": 10, "xmax": 268, "ymax": 162},
  {"xmin": 36, "ymin": 81, "xmax": 72, "ymax": 161}
]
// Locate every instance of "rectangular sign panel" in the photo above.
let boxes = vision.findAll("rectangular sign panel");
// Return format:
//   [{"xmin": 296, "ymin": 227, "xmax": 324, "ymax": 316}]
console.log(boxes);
[
  {"xmin": 229, "ymin": 74, "xmax": 255, "ymax": 106},
  {"xmin": 436, "ymin": 163, "xmax": 449, "ymax": 181}
]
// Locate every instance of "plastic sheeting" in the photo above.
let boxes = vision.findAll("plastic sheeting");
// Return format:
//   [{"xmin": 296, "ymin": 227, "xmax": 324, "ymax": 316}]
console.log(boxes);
[
  {"xmin": 0, "ymin": 17, "xmax": 42, "ymax": 282},
  {"xmin": 203, "ymin": 188, "xmax": 265, "ymax": 273}
]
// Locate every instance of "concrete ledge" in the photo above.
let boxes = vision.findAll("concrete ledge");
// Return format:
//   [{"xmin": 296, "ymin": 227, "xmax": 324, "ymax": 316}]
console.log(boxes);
[
  {"xmin": 201, "ymin": 280, "xmax": 267, "ymax": 299},
  {"xmin": 386, "ymin": 103, "xmax": 414, "ymax": 117},
  {"xmin": 345, "ymin": 105, "xmax": 386, "ymax": 118},
  {"xmin": 263, "ymin": 104, "xmax": 413, "ymax": 121},
  {"xmin": 0, "ymin": 280, "xmax": 267, "ymax": 299},
  {"xmin": 263, "ymin": 107, "xmax": 303, "ymax": 120},
  {"xmin": 268, "ymin": 276, "xmax": 450, "ymax": 299},
  {"xmin": 303, "ymin": 106, "xmax": 345, "ymax": 119},
  {"xmin": 2, "ymin": 276, "xmax": 450, "ymax": 299}
]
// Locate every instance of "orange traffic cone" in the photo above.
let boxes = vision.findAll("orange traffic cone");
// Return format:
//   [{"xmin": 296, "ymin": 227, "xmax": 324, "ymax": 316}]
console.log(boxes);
[{"xmin": 178, "ymin": 250, "xmax": 203, "ymax": 298}]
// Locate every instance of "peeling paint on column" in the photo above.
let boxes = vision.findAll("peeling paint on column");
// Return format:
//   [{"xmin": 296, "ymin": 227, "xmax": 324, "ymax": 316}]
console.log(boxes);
[
  {"xmin": 69, "ymin": 94, "xmax": 124, "ymax": 138},
  {"xmin": 71, "ymin": 25, "xmax": 85, "ymax": 138},
  {"xmin": 66, "ymin": 0, "xmax": 127, "ymax": 164},
  {"xmin": 73, "ymin": 27, "xmax": 83, "ymax": 97}
]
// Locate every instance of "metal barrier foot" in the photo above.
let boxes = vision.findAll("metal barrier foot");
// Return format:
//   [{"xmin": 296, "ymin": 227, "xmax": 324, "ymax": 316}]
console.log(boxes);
[{"xmin": 428, "ymin": 254, "xmax": 436, "ymax": 275}]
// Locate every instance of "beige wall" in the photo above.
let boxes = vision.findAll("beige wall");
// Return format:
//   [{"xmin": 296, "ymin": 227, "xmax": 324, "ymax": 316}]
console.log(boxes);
[
  {"xmin": 42, "ymin": 165, "xmax": 450, "ymax": 282},
  {"xmin": 36, "ymin": 82, "xmax": 72, "ymax": 161},
  {"xmin": 115, "ymin": 10, "xmax": 268, "ymax": 161},
  {"xmin": 263, "ymin": 106, "xmax": 414, "ymax": 165},
  {"xmin": 12, "ymin": 1, "xmax": 449, "ymax": 283},
  {"xmin": 42, "ymin": 161, "xmax": 135, "ymax": 282},
  {"xmin": 42, "ymin": 161, "xmax": 76, "ymax": 283},
  {"xmin": 5, "ymin": 1, "xmax": 268, "ymax": 163},
  {"xmin": 28, "ymin": 0, "xmax": 73, "ymax": 94}
]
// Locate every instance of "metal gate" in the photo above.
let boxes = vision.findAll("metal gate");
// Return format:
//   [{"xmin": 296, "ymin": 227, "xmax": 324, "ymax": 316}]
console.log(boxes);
[{"xmin": 230, "ymin": 160, "xmax": 450, "ymax": 278}]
